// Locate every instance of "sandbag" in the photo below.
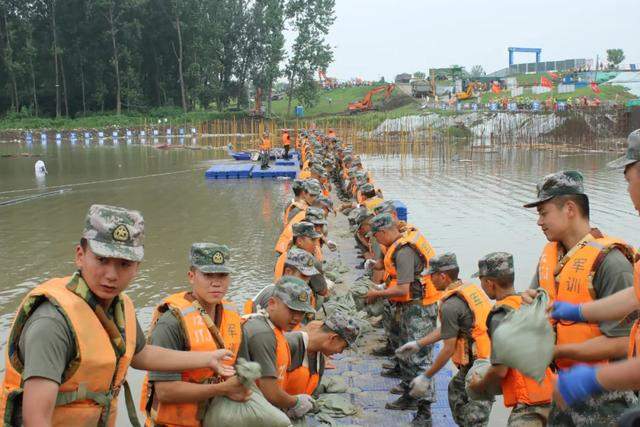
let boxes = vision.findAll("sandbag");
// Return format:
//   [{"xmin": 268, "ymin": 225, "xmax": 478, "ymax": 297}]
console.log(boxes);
[
  {"xmin": 316, "ymin": 376, "xmax": 349, "ymax": 394},
  {"xmin": 203, "ymin": 358, "xmax": 292, "ymax": 427},
  {"xmin": 350, "ymin": 276, "xmax": 384, "ymax": 316},
  {"xmin": 491, "ymin": 290, "xmax": 555, "ymax": 382},
  {"xmin": 464, "ymin": 358, "xmax": 501, "ymax": 401}
]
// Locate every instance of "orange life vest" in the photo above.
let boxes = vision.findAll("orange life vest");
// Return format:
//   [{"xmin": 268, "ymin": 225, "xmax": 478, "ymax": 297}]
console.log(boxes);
[
  {"xmin": 490, "ymin": 295, "xmax": 554, "ymax": 407},
  {"xmin": 260, "ymin": 137, "xmax": 271, "ymax": 151},
  {"xmin": 275, "ymin": 210, "xmax": 307, "ymax": 254},
  {"xmin": 0, "ymin": 277, "xmax": 136, "ymax": 427},
  {"xmin": 244, "ymin": 315, "xmax": 291, "ymax": 387},
  {"xmin": 383, "ymin": 229, "xmax": 439, "ymax": 305},
  {"xmin": 284, "ymin": 332, "xmax": 321, "ymax": 395},
  {"xmin": 439, "ymin": 283, "xmax": 492, "ymax": 367},
  {"xmin": 538, "ymin": 235, "xmax": 635, "ymax": 368},
  {"xmin": 140, "ymin": 292, "xmax": 242, "ymax": 427},
  {"xmin": 363, "ymin": 196, "xmax": 384, "ymax": 212},
  {"xmin": 283, "ymin": 200, "xmax": 307, "ymax": 226},
  {"xmin": 282, "ymin": 133, "xmax": 290, "ymax": 147},
  {"xmin": 299, "ymin": 169, "xmax": 311, "ymax": 180}
]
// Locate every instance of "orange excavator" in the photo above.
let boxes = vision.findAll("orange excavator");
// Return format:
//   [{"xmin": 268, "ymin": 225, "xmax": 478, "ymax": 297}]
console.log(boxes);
[{"xmin": 348, "ymin": 84, "xmax": 396, "ymax": 114}]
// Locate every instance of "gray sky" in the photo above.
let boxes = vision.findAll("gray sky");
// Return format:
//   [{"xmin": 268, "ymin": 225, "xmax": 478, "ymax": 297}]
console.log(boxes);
[{"xmin": 321, "ymin": 0, "xmax": 639, "ymax": 81}]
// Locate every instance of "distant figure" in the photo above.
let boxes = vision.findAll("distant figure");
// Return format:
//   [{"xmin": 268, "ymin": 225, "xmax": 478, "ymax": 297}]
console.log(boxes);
[
  {"xmin": 260, "ymin": 132, "xmax": 271, "ymax": 170},
  {"xmin": 281, "ymin": 130, "xmax": 291, "ymax": 160},
  {"xmin": 35, "ymin": 160, "xmax": 47, "ymax": 177}
]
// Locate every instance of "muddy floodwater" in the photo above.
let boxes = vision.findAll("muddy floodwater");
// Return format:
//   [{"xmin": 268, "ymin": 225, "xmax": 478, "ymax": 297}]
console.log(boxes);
[{"xmin": 1, "ymin": 136, "xmax": 638, "ymax": 425}]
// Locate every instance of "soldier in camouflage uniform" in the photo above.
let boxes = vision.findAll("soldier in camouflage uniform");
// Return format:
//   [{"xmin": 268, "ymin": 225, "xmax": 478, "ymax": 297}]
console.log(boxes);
[
  {"xmin": 400, "ymin": 253, "xmax": 493, "ymax": 427},
  {"xmin": 365, "ymin": 213, "xmax": 438, "ymax": 426},
  {"xmin": 468, "ymin": 252, "xmax": 553, "ymax": 427}
]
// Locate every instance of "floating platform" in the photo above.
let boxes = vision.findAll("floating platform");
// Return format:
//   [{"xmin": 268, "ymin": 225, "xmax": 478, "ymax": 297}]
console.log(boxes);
[
  {"xmin": 204, "ymin": 163, "xmax": 254, "ymax": 179},
  {"xmin": 204, "ymin": 163, "xmax": 298, "ymax": 180},
  {"xmin": 275, "ymin": 158, "xmax": 298, "ymax": 166}
]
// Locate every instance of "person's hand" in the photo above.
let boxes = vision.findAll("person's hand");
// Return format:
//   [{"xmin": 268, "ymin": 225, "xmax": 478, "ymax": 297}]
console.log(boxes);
[
  {"xmin": 395, "ymin": 341, "xmax": 421, "ymax": 360},
  {"xmin": 374, "ymin": 284, "xmax": 386, "ymax": 291},
  {"xmin": 219, "ymin": 376, "xmax": 252, "ymax": 402},
  {"xmin": 208, "ymin": 349, "xmax": 235, "ymax": 378},
  {"xmin": 325, "ymin": 278, "xmax": 336, "ymax": 293},
  {"xmin": 520, "ymin": 289, "xmax": 539, "ymax": 305},
  {"xmin": 364, "ymin": 289, "xmax": 379, "ymax": 304},
  {"xmin": 286, "ymin": 394, "xmax": 315, "ymax": 419},
  {"xmin": 550, "ymin": 302, "xmax": 585, "ymax": 322},
  {"xmin": 409, "ymin": 373, "xmax": 430, "ymax": 398},
  {"xmin": 555, "ymin": 365, "xmax": 604, "ymax": 408},
  {"xmin": 326, "ymin": 240, "xmax": 338, "ymax": 252},
  {"xmin": 364, "ymin": 259, "xmax": 376, "ymax": 272}
]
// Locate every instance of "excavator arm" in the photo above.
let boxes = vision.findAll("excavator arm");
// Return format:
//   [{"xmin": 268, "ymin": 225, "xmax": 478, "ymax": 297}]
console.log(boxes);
[{"xmin": 348, "ymin": 84, "xmax": 396, "ymax": 113}]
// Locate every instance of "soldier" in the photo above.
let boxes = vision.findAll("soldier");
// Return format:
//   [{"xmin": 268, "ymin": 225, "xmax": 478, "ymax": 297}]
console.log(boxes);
[
  {"xmin": 468, "ymin": 252, "xmax": 554, "ymax": 427},
  {"xmin": 536, "ymin": 131, "xmax": 640, "ymax": 411},
  {"xmin": 139, "ymin": 243, "xmax": 251, "ymax": 426},
  {"xmin": 522, "ymin": 170, "xmax": 638, "ymax": 425},
  {"xmin": 284, "ymin": 310, "xmax": 361, "ymax": 396},
  {"xmin": 237, "ymin": 276, "xmax": 316, "ymax": 420},
  {"xmin": 274, "ymin": 182, "xmax": 322, "ymax": 256},
  {"xmin": 365, "ymin": 213, "xmax": 439, "ymax": 426},
  {"xmin": 283, "ymin": 179, "xmax": 307, "ymax": 226},
  {"xmin": 399, "ymin": 253, "xmax": 493, "ymax": 427},
  {"xmin": 0, "ymin": 205, "xmax": 233, "ymax": 426}
]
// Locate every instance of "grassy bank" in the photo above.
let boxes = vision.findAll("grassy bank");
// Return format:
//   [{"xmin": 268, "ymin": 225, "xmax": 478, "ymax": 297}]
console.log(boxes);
[
  {"xmin": 0, "ymin": 108, "xmax": 245, "ymax": 132},
  {"xmin": 479, "ymin": 84, "xmax": 635, "ymax": 104}
]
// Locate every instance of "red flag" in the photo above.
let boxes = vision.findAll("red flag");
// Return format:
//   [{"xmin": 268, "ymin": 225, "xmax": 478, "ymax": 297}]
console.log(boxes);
[
  {"xmin": 491, "ymin": 83, "xmax": 501, "ymax": 94},
  {"xmin": 547, "ymin": 71, "xmax": 559, "ymax": 79},
  {"xmin": 590, "ymin": 82, "xmax": 601, "ymax": 94},
  {"xmin": 540, "ymin": 76, "xmax": 553, "ymax": 88}
]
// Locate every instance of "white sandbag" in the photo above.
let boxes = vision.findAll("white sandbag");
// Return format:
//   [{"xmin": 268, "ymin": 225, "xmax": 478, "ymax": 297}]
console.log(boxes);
[{"xmin": 464, "ymin": 358, "xmax": 501, "ymax": 401}]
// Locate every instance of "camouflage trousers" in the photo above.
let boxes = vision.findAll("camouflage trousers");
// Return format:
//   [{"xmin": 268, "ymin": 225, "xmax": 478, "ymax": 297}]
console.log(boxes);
[
  {"xmin": 508, "ymin": 403, "xmax": 551, "ymax": 427},
  {"xmin": 382, "ymin": 300, "xmax": 401, "ymax": 352},
  {"xmin": 397, "ymin": 302, "xmax": 438, "ymax": 393},
  {"xmin": 547, "ymin": 390, "xmax": 637, "ymax": 427},
  {"xmin": 448, "ymin": 364, "xmax": 492, "ymax": 427}
]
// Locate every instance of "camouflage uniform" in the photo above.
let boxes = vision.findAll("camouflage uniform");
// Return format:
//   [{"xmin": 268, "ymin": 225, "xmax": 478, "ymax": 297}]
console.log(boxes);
[
  {"xmin": 508, "ymin": 403, "xmax": 551, "ymax": 427},
  {"xmin": 324, "ymin": 310, "xmax": 362, "ymax": 348},
  {"xmin": 447, "ymin": 365, "xmax": 492, "ymax": 427},
  {"xmin": 547, "ymin": 392, "xmax": 637, "ymax": 427}
]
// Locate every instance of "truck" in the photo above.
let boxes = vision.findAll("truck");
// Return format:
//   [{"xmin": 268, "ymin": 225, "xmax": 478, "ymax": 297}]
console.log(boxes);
[{"xmin": 410, "ymin": 79, "xmax": 431, "ymax": 98}]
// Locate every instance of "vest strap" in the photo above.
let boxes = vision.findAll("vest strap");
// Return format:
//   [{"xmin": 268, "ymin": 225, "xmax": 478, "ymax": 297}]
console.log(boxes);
[{"xmin": 55, "ymin": 382, "xmax": 111, "ymax": 407}]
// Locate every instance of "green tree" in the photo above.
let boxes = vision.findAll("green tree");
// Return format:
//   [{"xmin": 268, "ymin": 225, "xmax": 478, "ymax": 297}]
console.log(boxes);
[
  {"xmin": 606, "ymin": 49, "xmax": 625, "ymax": 69},
  {"xmin": 413, "ymin": 71, "xmax": 425, "ymax": 79},
  {"xmin": 470, "ymin": 65, "xmax": 485, "ymax": 77}
]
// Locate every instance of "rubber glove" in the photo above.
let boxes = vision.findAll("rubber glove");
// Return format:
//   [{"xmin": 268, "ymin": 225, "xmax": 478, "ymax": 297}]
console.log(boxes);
[
  {"xmin": 551, "ymin": 301, "xmax": 585, "ymax": 322},
  {"xmin": 363, "ymin": 259, "xmax": 376, "ymax": 272},
  {"xmin": 287, "ymin": 394, "xmax": 315, "ymax": 419},
  {"xmin": 396, "ymin": 341, "xmax": 421, "ymax": 359},
  {"xmin": 326, "ymin": 240, "xmax": 338, "ymax": 252},
  {"xmin": 409, "ymin": 373, "xmax": 430, "ymax": 398},
  {"xmin": 557, "ymin": 365, "xmax": 604, "ymax": 406}
]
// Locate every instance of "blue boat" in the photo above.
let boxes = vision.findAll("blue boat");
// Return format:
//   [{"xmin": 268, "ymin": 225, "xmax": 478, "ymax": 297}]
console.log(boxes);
[{"xmin": 226, "ymin": 144, "xmax": 255, "ymax": 161}]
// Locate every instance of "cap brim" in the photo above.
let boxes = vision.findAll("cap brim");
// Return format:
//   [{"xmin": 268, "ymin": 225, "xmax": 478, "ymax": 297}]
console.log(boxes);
[
  {"xmin": 285, "ymin": 301, "xmax": 316, "ymax": 314},
  {"xmin": 470, "ymin": 271, "xmax": 480, "ymax": 278},
  {"xmin": 523, "ymin": 196, "xmax": 553, "ymax": 208},
  {"xmin": 88, "ymin": 239, "xmax": 143, "ymax": 262},
  {"xmin": 607, "ymin": 155, "xmax": 638, "ymax": 170},
  {"xmin": 197, "ymin": 265, "xmax": 233, "ymax": 274}
]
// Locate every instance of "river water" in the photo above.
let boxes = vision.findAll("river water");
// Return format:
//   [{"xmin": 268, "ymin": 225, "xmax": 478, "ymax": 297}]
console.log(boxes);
[{"xmin": 0, "ymin": 136, "xmax": 637, "ymax": 424}]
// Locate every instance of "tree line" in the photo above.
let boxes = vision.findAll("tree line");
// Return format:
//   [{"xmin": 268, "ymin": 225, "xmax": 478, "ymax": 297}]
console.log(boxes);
[{"xmin": 0, "ymin": 0, "xmax": 335, "ymax": 119}]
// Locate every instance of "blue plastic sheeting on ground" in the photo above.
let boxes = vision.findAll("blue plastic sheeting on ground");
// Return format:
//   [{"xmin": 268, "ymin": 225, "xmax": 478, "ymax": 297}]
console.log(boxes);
[
  {"xmin": 204, "ymin": 163, "xmax": 254, "ymax": 179},
  {"xmin": 309, "ymin": 350, "xmax": 457, "ymax": 426},
  {"xmin": 252, "ymin": 164, "xmax": 298, "ymax": 179}
]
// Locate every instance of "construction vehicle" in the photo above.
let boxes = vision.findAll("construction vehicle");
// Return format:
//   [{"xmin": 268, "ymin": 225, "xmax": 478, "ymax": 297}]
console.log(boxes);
[
  {"xmin": 348, "ymin": 84, "xmax": 396, "ymax": 114},
  {"xmin": 455, "ymin": 82, "xmax": 478, "ymax": 101},
  {"xmin": 410, "ymin": 79, "xmax": 431, "ymax": 97}
]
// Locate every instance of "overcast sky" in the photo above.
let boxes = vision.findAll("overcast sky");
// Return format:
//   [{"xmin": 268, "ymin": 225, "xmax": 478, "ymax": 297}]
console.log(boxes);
[{"xmin": 319, "ymin": 0, "xmax": 639, "ymax": 81}]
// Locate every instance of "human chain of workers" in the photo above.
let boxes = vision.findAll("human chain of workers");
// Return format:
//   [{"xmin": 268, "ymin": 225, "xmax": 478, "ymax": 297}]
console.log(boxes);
[{"xmin": 2, "ymin": 128, "xmax": 640, "ymax": 427}]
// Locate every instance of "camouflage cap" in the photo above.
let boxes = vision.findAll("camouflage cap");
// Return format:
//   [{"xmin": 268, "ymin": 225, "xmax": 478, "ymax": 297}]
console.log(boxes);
[
  {"xmin": 305, "ymin": 206, "xmax": 327, "ymax": 225},
  {"xmin": 349, "ymin": 206, "xmax": 373, "ymax": 232},
  {"xmin": 292, "ymin": 179, "xmax": 305, "ymax": 192},
  {"xmin": 324, "ymin": 310, "xmax": 361, "ymax": 347},
  {"xmin": 316, "ymin": 196, "xmax": 334, "ymax": 210},
  {"xmin": 82, "ymin": 204, "xmax": 144, "ymax": 261},
  {"xmin": 360, "ymin": 183, "xmax": 375, "ymax": 194},
  {"xmin": 284, "ymin": 247, "xmax": 319, "ymax": 276},
  {"xmin": 523, "ymin": 170, "xmax": 585, "ymax": 208},
  {"xmin": 352, "ymin": 157, "xmax": 362, "ymax": 166},
  {"xmin": 273, "ymin": 275, "xmax": 315, "ymax": 314},
  {"xmin": 190, "ymin": 243, "xmax": 233, "ymax": 274},
  {"xmin": 303, "ymin": 179, "xmax": 322, "ymax": 196},
  {"xmin": 373, "ymin": 200, "xmax": 396, "ymax": 216},
  {"xmin": 370, "ymin": 213, "xmax": 395, "ymax": 233},
  {"xmin": 311, "ymin": 165, "xmax": 326, "ymax": 177},
  {"xmin": 471, "ymin": 252, "xmax": 514, "ymax": 279},
  {"xmin": 425, "ymin": 252, "xmax": 459, "ymax": 275},
  {"xmin": 343, "ymin": 155, "xmax": 353, "ymax": 164},
  {"xmin": 293, "ymin": 221, "xmax": 322, "ymax": 239},
  {"xmin": 608, "ymin": 129, "xmax": 640, "ymax": 170}
]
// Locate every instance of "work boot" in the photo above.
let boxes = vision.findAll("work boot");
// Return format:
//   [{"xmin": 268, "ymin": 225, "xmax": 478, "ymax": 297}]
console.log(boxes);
[
  {"xmin": 370, "ymin": 318, "xmax": 383, "ymax": 328},
  {"xmin": 389, "ymin": 382, "xmax": 407, "ymax": 395},
  {"xmin": 380, "ymin": 365, "xmax": 402, "ymax": 378},
  {"xmin": 385, "ymin": 394, "xmax": 418, "ymax": 410},
  {"xmin": 381, "ymin": 360, "xmax": 398, "ymax": 370},
  {"xmin": 411, "ymin": 404, "xmax": 433, "ymax": 427},
  {"xmin": 372, "ymin": 345, "xmax": 394, "ymax": 357}
]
